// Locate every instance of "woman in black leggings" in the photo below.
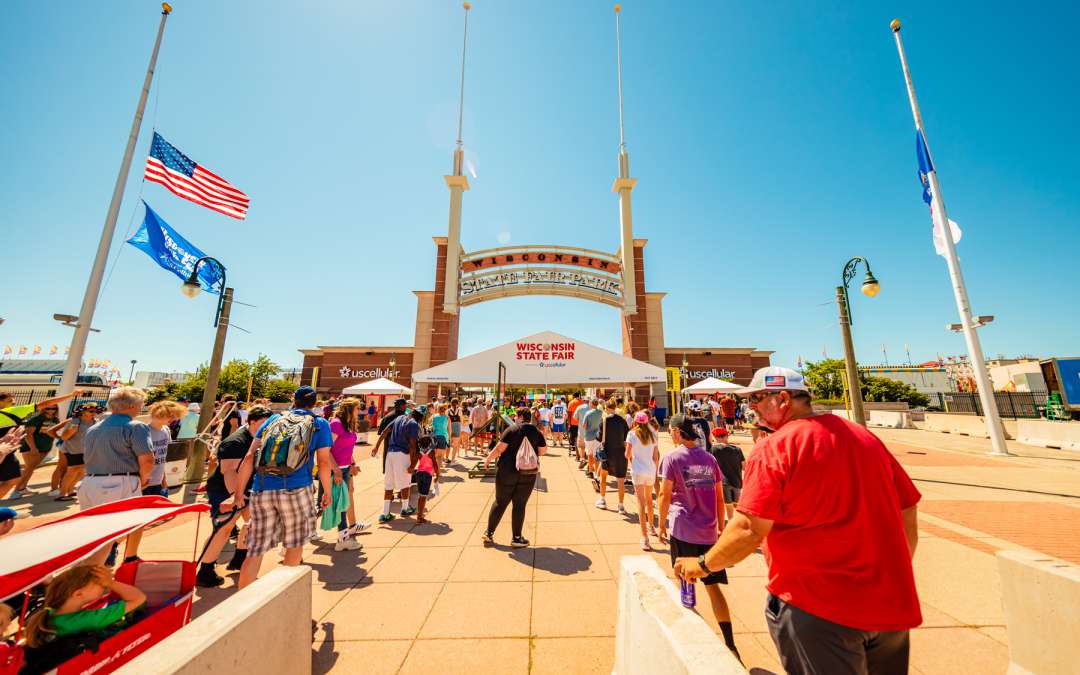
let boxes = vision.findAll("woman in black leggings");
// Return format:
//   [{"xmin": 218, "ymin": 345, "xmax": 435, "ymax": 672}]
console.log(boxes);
[{"xmin": 480, "ymin": 408, "xmax": 547, "ymax": 548}]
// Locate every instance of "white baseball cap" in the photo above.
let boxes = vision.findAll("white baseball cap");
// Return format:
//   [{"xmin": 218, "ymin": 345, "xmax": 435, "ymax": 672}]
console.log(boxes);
[{"xmin": 735, "ymin": 367, "xmax": 809, "ymax": 395}]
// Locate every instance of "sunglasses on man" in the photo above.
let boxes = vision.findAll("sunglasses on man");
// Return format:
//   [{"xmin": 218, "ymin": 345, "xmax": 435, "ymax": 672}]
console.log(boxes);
[{"xmin": 748, "ymin": 391, "xmax": 783, "ymax": 404}]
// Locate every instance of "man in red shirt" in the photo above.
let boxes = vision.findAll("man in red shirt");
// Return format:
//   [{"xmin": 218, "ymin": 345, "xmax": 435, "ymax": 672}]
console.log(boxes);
[{"xmin": 675, "ymin": 367, "xmax": 921, "ymax": 675}]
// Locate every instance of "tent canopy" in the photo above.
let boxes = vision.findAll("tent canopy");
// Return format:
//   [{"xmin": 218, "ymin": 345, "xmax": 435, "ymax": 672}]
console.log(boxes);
[
  {"xmin": 682, "ymin": 376, "xmax": 741, "ymax": 394},
  {"xmin": 341, "ymin": 377, "xmax": 413, "ymax": 396},
  {"xmin": 412, "ymin": 330, "xmax": 665, "ymax": 386}
]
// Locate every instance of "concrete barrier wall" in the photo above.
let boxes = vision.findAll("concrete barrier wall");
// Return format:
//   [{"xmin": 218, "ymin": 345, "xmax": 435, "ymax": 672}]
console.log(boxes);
[
  {"xmin": 997, "ymin": 550, "xmax": 1080, "ymax": 675},
  {"xmin": 615, "ymin": 555, "xmax": 746, "ymax": 675},
  {"xmin": 829, "ymin": 409, "xmax": 913, "ymax": 429},
  {"xmin": 1016, "ymin": 420, "xmax": 1080, "ymax": 451},
  {"xmin": 923, "ymin": 413, "xmax": 1016, "ymax": 440},
  {"xmin": 116, "ymin": 566, "xmax": 312, "ymax": 675}
]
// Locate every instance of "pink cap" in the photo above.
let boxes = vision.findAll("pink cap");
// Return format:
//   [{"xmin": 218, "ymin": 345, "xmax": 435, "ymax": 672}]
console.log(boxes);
[{"xmin": 634, "ymin": 411, "xmax": 649, "ymax": 424}]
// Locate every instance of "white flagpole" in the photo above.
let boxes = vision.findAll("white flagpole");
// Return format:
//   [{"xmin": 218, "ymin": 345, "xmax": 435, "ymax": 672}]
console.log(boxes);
[
  {"xmin": 58, "ymin": 3, "xmax": 173, "ymax": 399},
  {"xmin": 891, "ymin": 19, "xmax": 1010, "ymax": 456}
]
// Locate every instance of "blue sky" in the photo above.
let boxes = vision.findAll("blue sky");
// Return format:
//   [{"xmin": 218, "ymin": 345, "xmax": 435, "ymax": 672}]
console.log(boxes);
[{"xmin": 2, "ymin": 1, "xmax": 1078, "ymax": 378}]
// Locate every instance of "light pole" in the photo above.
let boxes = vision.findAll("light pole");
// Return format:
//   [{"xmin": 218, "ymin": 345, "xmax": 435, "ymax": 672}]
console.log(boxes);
[
  {"xmin": 181, "ymin": 256, "xmax": 231, "ymax": 484},
  {"xmin": 128, "ymin": 359, "xmax": 137, "ymax": 384},
  {"xmin": 836, "ymin": 256, "xmax": 880, "ymax": 427}
]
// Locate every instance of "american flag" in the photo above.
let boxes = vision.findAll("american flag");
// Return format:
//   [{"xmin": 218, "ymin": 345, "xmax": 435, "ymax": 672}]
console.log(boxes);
[{"xmin": 144, "ymin": 132, "xmax": 249, "ymax": 219}]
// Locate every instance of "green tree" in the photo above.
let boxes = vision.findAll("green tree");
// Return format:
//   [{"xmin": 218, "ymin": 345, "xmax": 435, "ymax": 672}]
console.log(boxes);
[
  {"xmin": 265, "ymin": 379, "xmax": 296, "ymax": 403},
  {"xmin": 862, "ymin": 376, "xmax": 930, "ymax": 407},
  {"xmin": 144, "ymin": 354, "xmax": 283, "ymax": 403},
  {"xmin": 802, "ymin": 359, "xmax": 848, "ymax": 400}
]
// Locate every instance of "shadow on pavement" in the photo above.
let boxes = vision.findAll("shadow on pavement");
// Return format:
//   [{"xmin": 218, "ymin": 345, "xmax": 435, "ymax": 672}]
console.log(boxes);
[
  {"xmin": 517, "ymin": 546, "xmax": 592, "ymax": 576},
  {"xmin": 312, "ymin": 621, "xmax": 338, "ymax": 675}
]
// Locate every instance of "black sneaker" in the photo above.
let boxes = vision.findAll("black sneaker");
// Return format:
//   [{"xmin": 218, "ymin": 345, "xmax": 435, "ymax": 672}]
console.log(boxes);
[
  {"xmin": 196, "ymin": 566, "xmax": 225, "ymax": 588},
  {"xmin": 225, "ymin": 549, "xmax": 248, "ymax": 571},
  {"xmin": 480, "ymin": 531, "xmax": 494, "ymax": 544},
  {"xmin": 511, "ymin": 536, "xmax": 530, "ymax": 548}
]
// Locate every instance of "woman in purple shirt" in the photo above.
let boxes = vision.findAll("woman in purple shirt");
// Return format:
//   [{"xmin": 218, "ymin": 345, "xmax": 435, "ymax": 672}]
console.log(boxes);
[{"xmin": 329, "ymin": 398, "xmax": 367, "ymax": 550}]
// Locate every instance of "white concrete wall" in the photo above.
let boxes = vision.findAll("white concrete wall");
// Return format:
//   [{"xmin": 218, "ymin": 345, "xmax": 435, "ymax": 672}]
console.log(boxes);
[
  {"xmin": 116, "ymin": 566, "xmax": 312, "ymax": 675},
  {"xmin": 997, "ymin": 550, "xmax": 1080, "ymax": 675},
  {"xmin": 829, "ymin": 409, "xmax": 914, "ymax": 428},
  {"xmin": 923, "ymin": 413, "xmax": 1016, "ymax": 440},
  {"xmin": 1016, "ymin": 420, "xmax": 1080, "ymax": 451},
  {"xmin": 615, "ymin": 555, "xmax": 746, "ymax": 675}
]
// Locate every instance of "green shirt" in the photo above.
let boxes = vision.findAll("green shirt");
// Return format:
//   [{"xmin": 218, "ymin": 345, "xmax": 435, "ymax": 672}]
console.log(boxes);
[
  {"xmin": 0, "ymin": 404, "xmax": 34, "ymax": 430},
  {"xmin": 21, "ymin": 412, "xmax": 56, "ymax": 454},
  {"xmin": 50, "ymin": 601, "xmax": 127, "ymax": 637}
]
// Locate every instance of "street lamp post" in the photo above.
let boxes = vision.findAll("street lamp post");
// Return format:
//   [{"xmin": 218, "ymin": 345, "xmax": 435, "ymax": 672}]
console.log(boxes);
[
  {"xmin": 180, "ymin": 256, "xmax": 232, "ymax": 484},
  {"xmin": 128, "ymin": 359, "xmax": 137, "ymax": 384},
  {"xmin": 836, "ymin": 256, "xmax": 881, "ymax": 427}
]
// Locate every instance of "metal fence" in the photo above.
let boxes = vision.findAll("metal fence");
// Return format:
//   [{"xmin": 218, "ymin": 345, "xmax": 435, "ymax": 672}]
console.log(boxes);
[
  {"xmin": 5, "ymin": 389, "xmax": 111, "ymax": 413},
  {"xmin": 924, "ymin": 391, "xmax": 1048, "ymax": 419}
]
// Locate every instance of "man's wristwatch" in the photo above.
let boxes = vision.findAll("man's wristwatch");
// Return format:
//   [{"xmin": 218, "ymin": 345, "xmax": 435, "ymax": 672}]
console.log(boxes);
[{"xmin": 697, "ymin": 555, "xmax": 713, "ymax": 575}]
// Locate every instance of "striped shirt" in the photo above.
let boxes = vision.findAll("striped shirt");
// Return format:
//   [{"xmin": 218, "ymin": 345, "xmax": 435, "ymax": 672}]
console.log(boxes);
[{"xmin": 83, "ymin": 414, "xmax": 154, "ymax": 475}]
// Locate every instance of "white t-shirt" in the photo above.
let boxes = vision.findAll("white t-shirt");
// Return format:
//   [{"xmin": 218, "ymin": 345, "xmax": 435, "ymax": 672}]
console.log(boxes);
[
  {"xmin": 551, "ymin": 403, "xmax": 568, "ymax": 424},
  {"xmin": 708, "ymin": 400, "xmax": 721, "ymax": 419},
  {"xmin": 625, "ymin": 431, "xmax": 657, "ymax": 477},
  {"xmin": 538, "ymin": 407, "xmax": 550, "ymax": 423}
]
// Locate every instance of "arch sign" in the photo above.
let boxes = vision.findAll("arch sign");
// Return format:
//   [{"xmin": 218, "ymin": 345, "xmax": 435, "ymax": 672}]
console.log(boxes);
[{"xmin": 459, "ymin": 245, "xmax": 624, "ymax": 309}]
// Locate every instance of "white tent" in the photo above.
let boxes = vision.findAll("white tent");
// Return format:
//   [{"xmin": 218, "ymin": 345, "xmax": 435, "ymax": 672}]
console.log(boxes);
[
  {"xmin": 682, "ymin": 376, "xmax": 741, "ymax": 394},
  {"xmin": 411, "ymin": 330, "xmax": 665, "ymax": 386},
  {"xmin": 341, "ymin": 377, "xmax": 413, "ymax": 396}
]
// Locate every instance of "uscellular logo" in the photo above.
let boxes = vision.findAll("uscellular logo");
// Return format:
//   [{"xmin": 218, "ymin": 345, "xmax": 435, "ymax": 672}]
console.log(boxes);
[{"xmin": 338, "ymin": 366, "xmax": 399, "ymax": 379}]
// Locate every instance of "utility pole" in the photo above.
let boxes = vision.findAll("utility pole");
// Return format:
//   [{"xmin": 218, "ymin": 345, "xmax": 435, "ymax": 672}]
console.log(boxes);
[{"xmin": 836, "ymin": 286, "xmax": 867, "ymax": 426}]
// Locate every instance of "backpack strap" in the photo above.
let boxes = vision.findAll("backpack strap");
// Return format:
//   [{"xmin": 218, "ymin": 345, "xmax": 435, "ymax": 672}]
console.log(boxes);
[{"xmin": 0, "ymin": 410, "xmax": 25, "ymax": 426}]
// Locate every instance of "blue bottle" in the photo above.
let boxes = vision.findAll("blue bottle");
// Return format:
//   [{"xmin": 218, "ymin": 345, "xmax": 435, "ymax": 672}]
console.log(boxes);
[{"xmin": 680, "ymin": 577, "xmax": 696, "ymax": 608}]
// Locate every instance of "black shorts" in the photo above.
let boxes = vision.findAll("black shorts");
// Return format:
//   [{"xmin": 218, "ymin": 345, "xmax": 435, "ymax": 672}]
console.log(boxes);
[
  {"xmin": 722, "ymin": 485, "xmax": 741, "ymax": 503},
  {"xmin": 601, "ymin": 446, "xmax": 628, "ymax": 479},
  {"xmin": 0, "ymin": 452, "xmax": 20, "ymax": 481},
  {"xmin": 669, "ymin": 535, "xmax": 727, "ymax": 585},
  {"xmin": 414, "ymin": 471, "xmax": 433, "ymax": 497},
  {"xmin": 65, "ymin": 453, "xmax": 85, "ymax": 467},
  {"xmin": 724, "ymin": 417, "xmax": 735, "ymax": 426}
]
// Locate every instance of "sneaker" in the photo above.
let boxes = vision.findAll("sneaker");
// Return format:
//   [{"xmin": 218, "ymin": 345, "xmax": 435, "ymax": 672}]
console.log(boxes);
[
  {"xmin": 578, "ymin": 460, "xmax": 587, "ymax": 470},
  {"xmin": 510, "ymin": 536, "xmax": 530, "ymax": 548},
  {"xmin": 584, "ymin": 470, "xmax": 593, "ymax": 479},
  {"xmin": 480, "ymin": 530, "xmax": 494, "ymax": 544},
  {"xmin": 344, "ymin": 522, "xmax": 370, "ymax": 536},
  {"xmin": 225, "ymin": 550, "xmax": 248, "ymax": 571},
  {"xmin": 6, "ymin": 490, "xmax": 26, "ymax": 500},
  {"xmin": 46, "ymin": 489, "xmax": 60, "ymax": 498},
  {"xmin": 195, "ymin": 566, "xmax": 225, "ymax": 588},
  {"xmin": 378, "ymin": 513, "xmax": 396, "ymax": 524},
  {"xmin": 595, "ymin": 498, "xmax": 606, "ymax": 510},
  {"xmin": 335, "ymin": 535, "xmax": 361, "ymax": 551},
  {"xmin": 592, "ymin": 478, "xmax": 601, "ymax": 493},
  {"xmin": 640, "ymin": 537, "xmax": 651, "ymax": 551},
  {"xmin": 617, "ymin": 503, "xmax": 627, "ymax": 515},
  {"xmin": 400, "ymin": 507, "xmax": 417, "ymax": 517},
  {"xmin": 309, "ymin": 530, "xmax": 323, "ymax": 542}
]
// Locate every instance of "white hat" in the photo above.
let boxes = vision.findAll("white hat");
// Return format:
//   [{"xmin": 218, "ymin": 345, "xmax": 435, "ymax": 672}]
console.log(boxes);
[
  {"xmin": 187, "ymin": 403, "xmax": 201, "ymax": 413},
  {"xmin": 735, "ymin": 367, "xmax": 809, "ymax": 395}
]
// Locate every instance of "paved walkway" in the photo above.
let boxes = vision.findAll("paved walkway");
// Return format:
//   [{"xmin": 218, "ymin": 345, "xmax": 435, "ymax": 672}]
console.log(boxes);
[{"xmin": 9, "ymin": 423, "xmax": 1080, "ymax": 674}]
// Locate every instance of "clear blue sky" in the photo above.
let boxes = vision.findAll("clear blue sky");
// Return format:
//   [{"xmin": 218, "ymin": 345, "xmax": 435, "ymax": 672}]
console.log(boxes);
[{"xmin": 2, "ymin": 1, "xmax": 1078, "ymax": 377}]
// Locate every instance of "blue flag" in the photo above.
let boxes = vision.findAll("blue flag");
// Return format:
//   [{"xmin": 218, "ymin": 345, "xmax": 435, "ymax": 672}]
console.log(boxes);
[
  {"xmin": 127, "ymin": 202, "xmax": 223, "ymax": 293},
  {"xmin": 915, "ymin": 129, "xmax": 934, "ymax": 205}
]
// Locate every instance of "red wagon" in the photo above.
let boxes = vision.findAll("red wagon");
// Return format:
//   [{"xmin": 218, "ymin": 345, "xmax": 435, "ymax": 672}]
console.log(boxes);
[{"xmin": 0, "ymin": 497, "xmax": 209, "ymax": 675}]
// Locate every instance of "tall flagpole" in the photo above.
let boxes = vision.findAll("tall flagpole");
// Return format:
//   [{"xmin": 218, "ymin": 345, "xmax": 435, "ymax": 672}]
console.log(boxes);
[
  {"xmin": 58, "ymin": 3, "xmax": 173, "ymax": 399},
  {"xmin": 891, "ymin": 19, "xmax": 1011, "ymax": 456},
  {"xmin": 612, "ymin": 4, "xmax": 638, "ymax": 316},
  {"xmin": 442, "ymin": 2, "xmax": 471, "ymax": 315}
]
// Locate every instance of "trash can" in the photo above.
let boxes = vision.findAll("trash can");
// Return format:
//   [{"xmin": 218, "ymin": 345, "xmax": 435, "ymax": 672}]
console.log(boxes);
[{"xmin": 165, "ymin": 439, "xmax": 195, "ymax": 486}]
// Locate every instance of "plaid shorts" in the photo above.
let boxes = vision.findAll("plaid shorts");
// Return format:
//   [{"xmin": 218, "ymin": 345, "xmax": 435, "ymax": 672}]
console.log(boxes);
[{"xmin": 246, "ymin": 487, "xmax": 314, "ymax": 556}]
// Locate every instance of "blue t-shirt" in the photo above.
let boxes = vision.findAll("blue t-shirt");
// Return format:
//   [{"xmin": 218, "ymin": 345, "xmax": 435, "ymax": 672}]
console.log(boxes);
[
  {"xmin": 431, "ymin": 414, "xmax": 449, "ymax": 440},
  {"xmin": 252, "ymin": 410, "xmax": 332, "ymax": 492},
  {"xmin": 387, "ymin": 415, "xmax": 419, "ymax": 454}
]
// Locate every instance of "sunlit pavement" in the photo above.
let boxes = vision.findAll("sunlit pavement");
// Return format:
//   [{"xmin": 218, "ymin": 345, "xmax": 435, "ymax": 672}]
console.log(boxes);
[{"xmin": 11, "ymin": 425, "xmax": 1080, "ymax": 673}]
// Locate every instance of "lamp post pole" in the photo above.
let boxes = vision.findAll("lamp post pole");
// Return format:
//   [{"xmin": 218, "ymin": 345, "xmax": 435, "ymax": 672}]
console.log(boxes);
[
  {"xmin": 181, "ymin": 257, "xmax": 232, "ymax": 484},
  {"xmin": 128, "ymin": 359, "xmax": 137, "ymax": 384},
  {"xmin": 836, "ymin": 256, "xmax": 880, "ymax": 427}
]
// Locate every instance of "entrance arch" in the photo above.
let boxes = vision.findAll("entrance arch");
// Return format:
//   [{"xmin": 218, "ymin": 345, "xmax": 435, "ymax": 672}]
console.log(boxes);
[{"xmin": 411, "ymin": 237, "xmax": 664, "ymax": 402}]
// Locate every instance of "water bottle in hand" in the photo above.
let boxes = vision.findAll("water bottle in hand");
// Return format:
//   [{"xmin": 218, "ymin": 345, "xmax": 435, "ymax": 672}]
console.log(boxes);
[{"xmin": 680, "ymin": 577, "xmax": 696, "ymax": 608}]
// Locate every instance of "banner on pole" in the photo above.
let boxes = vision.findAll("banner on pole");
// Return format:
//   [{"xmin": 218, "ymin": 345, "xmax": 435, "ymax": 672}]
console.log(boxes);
[{"xmin": 126, "ymin": 202, "xmax": 223, "ymax": 293}]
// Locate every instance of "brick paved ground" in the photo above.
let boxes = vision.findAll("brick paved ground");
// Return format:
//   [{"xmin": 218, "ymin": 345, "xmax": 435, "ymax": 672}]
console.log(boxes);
[{"xmin": 9, "ymin": 424, "xmax": 1080, "ymax": 674}]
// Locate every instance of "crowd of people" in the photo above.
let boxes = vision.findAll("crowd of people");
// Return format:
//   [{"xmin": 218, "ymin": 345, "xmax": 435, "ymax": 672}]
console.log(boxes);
[{"xmin": 1, "ymin": 364, "xmax": 925, "ymax": 674}]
